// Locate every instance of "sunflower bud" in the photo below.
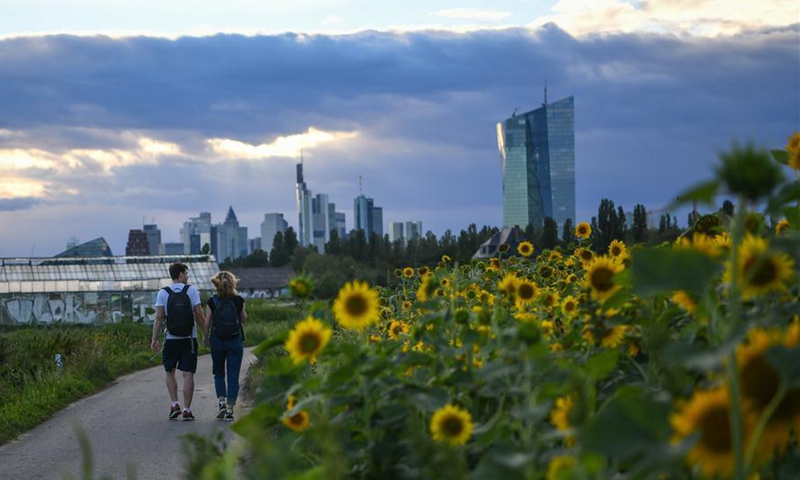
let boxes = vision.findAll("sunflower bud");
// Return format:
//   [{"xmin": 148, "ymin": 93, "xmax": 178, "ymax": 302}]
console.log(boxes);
[{"xmin": 716, "ymin": 142, "xmax": 784, "ymax": 201}]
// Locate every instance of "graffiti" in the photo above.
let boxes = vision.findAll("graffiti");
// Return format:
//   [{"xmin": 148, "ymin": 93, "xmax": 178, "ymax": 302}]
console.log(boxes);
[{"xmin": 0, "ymin": 292, "xmax": 157, "ymax": 325}]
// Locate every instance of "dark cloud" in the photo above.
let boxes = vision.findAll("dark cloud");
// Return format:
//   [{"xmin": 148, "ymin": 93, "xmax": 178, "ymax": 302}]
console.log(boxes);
[
  {"xmin": 0, "ymin": 24, "xmax": 798, "ymax": 256},
  {"xmin": 0, "ymin": 197, "xmax": 41, "ymax": 211}
]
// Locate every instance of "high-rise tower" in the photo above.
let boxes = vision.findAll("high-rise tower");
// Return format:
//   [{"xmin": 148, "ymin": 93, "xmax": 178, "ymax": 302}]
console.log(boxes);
[{"xmin": 496, "ymin": 96, "xmax": 575, "ymax": 230}]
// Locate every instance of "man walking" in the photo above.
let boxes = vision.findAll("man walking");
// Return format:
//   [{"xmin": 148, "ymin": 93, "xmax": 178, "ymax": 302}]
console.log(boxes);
[{"xmin": 151, "ymin": 262, "xmax": 205, "ymax": 420}]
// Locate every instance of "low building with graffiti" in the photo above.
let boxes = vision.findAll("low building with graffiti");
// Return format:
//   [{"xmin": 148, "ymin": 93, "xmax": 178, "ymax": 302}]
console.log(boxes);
[{"xmin": 0, "ymin": 255, "xmax": 219, "ymax": 325}]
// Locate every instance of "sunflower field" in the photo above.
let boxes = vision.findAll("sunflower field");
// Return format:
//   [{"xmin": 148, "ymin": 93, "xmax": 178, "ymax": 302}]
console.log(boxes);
[{"xmin": 190, "ymin": 136, "xmax": 800, "ymax": 479}]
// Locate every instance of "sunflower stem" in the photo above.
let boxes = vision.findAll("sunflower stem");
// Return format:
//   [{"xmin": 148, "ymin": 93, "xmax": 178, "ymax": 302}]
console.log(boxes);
[
  {"xmin": 745, "ymin": 379, "xmax": 787, "ymax": 467},
  {"xmin": 727, "ymin": 197, "xmax": 748, "ymax": 480}
]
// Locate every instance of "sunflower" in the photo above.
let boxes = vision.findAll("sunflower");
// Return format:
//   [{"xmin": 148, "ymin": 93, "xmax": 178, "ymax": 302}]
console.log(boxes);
[
  {"xmin": 498, "ymin": 243, "xmax": 510, "ymax": 253},
  {"xmin": 608, "ymin": 239, "xmax": 627, "ymax": 259},
  {"xmin": 671, "ymin": 387, "xmax": 757, "ymax": 479},
  {"xmin": 387, "ymin": 320, "xmax": 409, "ymax": 340},
  {"xmin": 517, "ymin": 241, "xmax": 535, "ymax": 257},
  {"xmin": 548, "ymin": 250, "xmax": 563, "ymax": 261},
  {"xmin": 546, "ymin": 456, "xmax": 577, "ymax": 480},
  {"xmin": 393, "ymin": 268, "xmax": 402, "ymax": 277},
  {"xmin": 672, "ymin": 290, "xmax": 697, "ymax": 315},
  {"xmin": 550, "ymin": 395, "xmax": 575, "ymax": 434},
  {"xmin": 575, "ymin": 222, "xmax": 592, "ymax": 239},
  {"xmin": 441, "ymin": 254, "xmax": 452, "ymax": 263},
  {"xmin": 675, "ymin": 233, "xmax": 719, "ymax": 258},
  {"xmin": 285, "ymin": 317, "xmax": 332, "ymax": 364},
  {"xmin": 515, "ymin": 279, "xmax": 539, "ymax": 306},
  {"xmin": 416, "ymin": 275, "xmax": 436, "ymax": 302},
  {"xmin": 498, "ymin": 274, "xmax": 519, "ymax": 302},
  {"xmin": 737, "ymin": 327, "xmax": 800, "ymax": 457},
  {"xmin": 600, "ymin": 325, "xmax": 627, "ymax": 348},
  {"xmin": 401, "ymin": 300, "xmax": 412, "ymax": 311},
  {"xmin": 430, "ymin": 404, "xmax": 474, "ymax": 446},
  {"xmin": 566, "ymin": 273, "xmax": 578, "ymax": 284},
  {"xmin": 440, "ymin": 277, "xmax": 451, "ymax": 288},
  {"xmin": 714, "ymin": 231, "xmax": 732, "ymax": 255},
  {"xmin": 282, "ymin": 409, "xmax": 310, "ymax": 432},
  {"xmin": 486, "ymin": 258, "xmax": 500, "ymax": 271},
  {"xmin": 288, "ymin": 276, "xmax": 313, "ymax": 299},
  {"xmin": 775, "ymin": 218, "xmax": 790, "ymax": 236},
  {"xmin": 575, "ymin": 247, "xmax": 595, "ymax": 264},
  {"xmin": 561, "ymin": 295, "xmax": 579, "ymax": 318},
  {"xmin": 585, "ymin": 256, "xmax": 624, "ymax": 302},
  {"xmin": 402, "ymin": 267, "xmax": 415, "ymax": 278},
  {"xmin": 333, "ymin": 281, "xmax": 380, "ymax": 330},
  {"xmin": 538, "ymin": 264, "xmax": 555, "ymax": 281},
  {"xmin": 787, "ymin": 131, "xmax": 800, "ymax": 170},
  {"xmin": 418, "ymin": 266, "xmax": 431, "ymax": 276},
  {"xmin": 726, "ymin": 235, "xmax": 795, "ymax": 299},
  {"xmin": 540, "ymin": 290, "xmax": 560, "ymax": 309}
]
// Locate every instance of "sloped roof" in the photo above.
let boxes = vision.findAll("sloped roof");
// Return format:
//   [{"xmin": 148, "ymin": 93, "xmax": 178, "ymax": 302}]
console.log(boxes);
[
  {"xmin": 228, "ymin": 267, "xmax": 295, "ymax": 290},
  {"xmin": 54, "ymin": 237, "xmax": 113, "ymax": 258},
  {"xmin": 472, "ymin": 227, "xmax": 525, "ymax": 259},
  {"xmin": 224, "ymin": 206, "xmax": 238, "ymax": 224}
]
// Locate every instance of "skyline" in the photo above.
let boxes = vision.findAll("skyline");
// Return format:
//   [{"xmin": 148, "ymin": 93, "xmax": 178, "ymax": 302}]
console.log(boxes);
[{"xmin": 1, "ymin": 1, "xmax": 798, "ymax": 257}]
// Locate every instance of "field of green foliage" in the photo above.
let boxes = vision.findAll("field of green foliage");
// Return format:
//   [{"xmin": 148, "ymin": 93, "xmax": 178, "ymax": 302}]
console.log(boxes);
[{"xmin": 185, "ymin": 137, "xmax": 800, "ymax": 480}]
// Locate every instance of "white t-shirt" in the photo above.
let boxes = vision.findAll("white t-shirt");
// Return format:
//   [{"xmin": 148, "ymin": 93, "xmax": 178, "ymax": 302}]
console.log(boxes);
[{"xmin": 155, "ymin": 283, "xmax": 202, "ymax": 339}]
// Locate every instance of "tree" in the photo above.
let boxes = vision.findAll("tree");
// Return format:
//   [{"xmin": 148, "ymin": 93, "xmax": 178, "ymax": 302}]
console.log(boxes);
[
  {"xmin": 632, "ymin": 204, "xmax": 648, "ymax": 243},
  {"xmin": 542, "ymin": 217, "xmax": 559, "ymax": 249},
  {"xmin": 201, "ymin": 243, "xmax": 211, "ymax": 255},
  {"xmin": 688, "ymin": 210, "xmax": 701, "ymax": 228},
  {"xmin": 270, "ymin": 231, "xmax": 289, "ymax": 267},
  {"xmin": 325, "ymin": 229, "xmax": 341, "ymax": 255},
  {"xmin": 596, "ymin": 199, "xmax": 621, "ymax": 253},
  {"xmin": 562, "ymin": 219, "xmax": 574, "ymax": 246},
  {"xmin": 617, "ymin": 207, "xmax": 628, "ymax": 242},
  {"xmin": 658, "ymin": 214, "xmax": 667, "ymax": 234}
]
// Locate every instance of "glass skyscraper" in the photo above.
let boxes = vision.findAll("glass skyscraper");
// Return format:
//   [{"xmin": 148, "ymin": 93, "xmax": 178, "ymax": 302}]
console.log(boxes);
[{"xmin": 496, "ymin": 96, "xmax": 575, "ymax": 230}]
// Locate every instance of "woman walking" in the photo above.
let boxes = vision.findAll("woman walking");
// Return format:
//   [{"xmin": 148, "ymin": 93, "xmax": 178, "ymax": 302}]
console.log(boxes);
[{"xmin": 204, "ymin": 271, "xmax": 246, "ymax": 421}]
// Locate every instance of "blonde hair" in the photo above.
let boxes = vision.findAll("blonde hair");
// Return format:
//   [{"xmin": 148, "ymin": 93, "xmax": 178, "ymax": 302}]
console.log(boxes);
[{"xmin": 210, "ymin": 271, "xmax": 238, "ymax": 297}]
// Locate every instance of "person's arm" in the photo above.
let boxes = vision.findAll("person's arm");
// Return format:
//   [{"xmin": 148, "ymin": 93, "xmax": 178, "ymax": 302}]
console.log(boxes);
[
  {"xmin": 151, "ymin": 306, "xmax": 165, "ymax": 352},
  {"xmin": 203, "ymin": 303, "xmax": 212, "ymax": 347},
  {"xmin": 240, "ymin": 301, "xmax": 247, "ymax": 325},
  {"xmin": 193, "ymin": 303, "xmax": 205, "ymax": 340}
]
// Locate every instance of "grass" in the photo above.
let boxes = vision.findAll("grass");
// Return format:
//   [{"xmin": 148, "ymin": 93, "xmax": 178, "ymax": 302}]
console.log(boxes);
[{"xmin": 0, "ymin": 299, "xmax": 302, "ymax": 445}]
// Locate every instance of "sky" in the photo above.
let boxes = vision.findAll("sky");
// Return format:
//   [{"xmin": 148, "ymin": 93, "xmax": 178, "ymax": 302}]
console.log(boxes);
[{"xmin": 0, "ymin": 0, "xmax": 798, "ymax": 257}]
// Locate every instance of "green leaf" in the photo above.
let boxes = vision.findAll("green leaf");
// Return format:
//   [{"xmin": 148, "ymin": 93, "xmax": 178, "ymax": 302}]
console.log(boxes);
[
  {"xmin": 583, "ymin": 386, "xmax": 671, "ymax": 460},
  {"xmin": 765, "ymin": 346, "xmax": 800, "ymax": 388},
  {"xmin": 584, "ymin": 349, "xmax": 619, "ymax": 381},
  {"xmin": 767, "ymin": 182, "xmax": 800, "ymax": 215},
  {"xmin": 232, "ymin": 402, "xmax": 282, "ymax": 438},
  {"xmin": 405, "ymin": 386, "xmax": 449, "ymax": 412},
  {"xmin": 771, "ymin": 149, "xmax": 790, "ymax": 165},
  {"xmin": 783, "ymin": 206, "xmax": 800, "ymax": 229},
  {"xmin": 668, "ymin": 180, "xmax": 719, "ymax": 210},
  {"xmin": 631, "ymin": 247, "xmax": 721, "ymax": 297}
]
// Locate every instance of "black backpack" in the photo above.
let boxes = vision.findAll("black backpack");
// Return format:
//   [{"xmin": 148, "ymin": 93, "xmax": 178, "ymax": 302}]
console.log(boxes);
[
  {"xmin": 164, "ymin": 285, "xmax": 194, "ymax": 336},
  {"xmin": 212, "ymin": 295, "xmax": 240, "ymax": 338}
]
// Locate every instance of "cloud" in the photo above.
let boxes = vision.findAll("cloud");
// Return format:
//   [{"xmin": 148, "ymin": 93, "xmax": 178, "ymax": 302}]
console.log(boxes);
[
  {"xmin": 532, "ymin": 0, "xmax": 799, "ymax": 37},
  {"xmin": 433, "ymin": 9, "xmax": 512, "ymax": 22},
  {"xmin": 207, "ymin": 128, "xmax": 359, "ymax": 160}
]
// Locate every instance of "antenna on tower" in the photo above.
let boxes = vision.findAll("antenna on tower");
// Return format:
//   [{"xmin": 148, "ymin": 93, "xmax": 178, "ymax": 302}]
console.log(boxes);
[
  {"xmin": 359, "ymin": 175, "xmax": 363, "ymax": 195},
  {"xmin": 544, "ymin": 80, "xmax": 548, "ymax": 107},
  {"xmin": 300, "ymin": 148, "xmax": 304, "ymax": 164}
]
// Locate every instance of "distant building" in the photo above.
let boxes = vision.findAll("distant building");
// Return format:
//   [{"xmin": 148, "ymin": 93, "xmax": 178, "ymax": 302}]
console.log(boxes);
[
  {"xmin": 261, "ymin": 213, "xmax": 288, "ymax": 254},
  {"xmin": 354, "ymin": 195, "xmax": 383, "ymax": 242},
  {"xmin": 215, "ymin": 206, "xmax": 248, "ymax": 261},
  {"xmin": 296, "ymin": 162, "xmax": 313, "ymax": 247},
  {"xmin": 473, "ymin": 227, "xmax": 524, "ymax": 259},
  {"xmin": 160, "ymin": 242, "xmax": 185, "ymax": 255},
  {"xmin": 65, "ymin": 236, "xmax": 79, "ymax": 251},
  {"xmin": 312, "ymin": 193, "xmax": 331, "ymax": 252},
  {"xmin": 388, "ymin": 222, "xmax": 404, "ymax": 244},
  {"xmin": 334, "ymin": 212, "xmax": 347, "ymax": 239},
  {"xmin": 181, "ymin": 212, "xmax": 212, "ymax": 255},
  {"xmin": 404, "ymin": 221, "xmax": 423, "ymax": 245},
  {"xmin": 497, "ymin": 96, "xmax": 575, "ymax": 230},
  {"xmin": 227, "ymin": 267, "xmax": 295, "ymax": 299},
  {"xmin": 125, "ymin": 230, "xmax": 150, "ymax": 256},
  {"xmin": 55, "ymin": 238, "xmax": 113, "ymax": 258},
  {"xmin": 248, "ymin": 237, "xmax": 261, "ymax": 254},
  {"xmin": 143, "ymin": 224, "xmax": 161, "ymax": 256}
]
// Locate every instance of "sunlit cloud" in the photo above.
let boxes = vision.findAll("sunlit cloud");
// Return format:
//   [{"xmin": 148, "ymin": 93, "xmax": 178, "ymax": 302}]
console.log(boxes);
[
  {"xmin": 138, "ymin": 137, "xmax": 182, "ymax": 156},
  {"xmin": 433, "ymin": 8, "xmax": 512, "ymax": 21},
  {"xmin": 207, "ymin": 127, "xmax": 359, "ymax": 160},
  {"xmin": 531, "ymin": 0, "xmax": 799, "ymax": 37},
  {"xmin": 0, "ymin": 175, "xmax": 46, "ymax": 199}
]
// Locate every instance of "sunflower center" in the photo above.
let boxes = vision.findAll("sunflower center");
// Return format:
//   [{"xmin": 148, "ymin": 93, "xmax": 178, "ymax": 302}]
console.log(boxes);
[
  {"xmin": 290, "ymin": 413, "xmax": 305, "ymax": 425},
  {"xmin": 581, "ymin": 251, "xmax": 593, "ymax": 261},
  {"xmin": 744, "ymin": 256, "xmax": 778, "ymax": 287},
  {"xmin": 518, "ymin": 284, "xmax": 535, "ymax": 300},
  {"xmin": 441, "ymin": 415, "xmax": 464, "ymax": 437},
  {"xmin": 699, "ymin": 406, "xmax": 732, "ymax": 453},
  {"xmin": 564, "ymin": 302, "xmax": 575, "ymax": 312},
  {"xmin": 611, "ymin": 246, "xmax": 621, "ymax": 256},
  {"xmin": 590, "ymin": 267, "xmax": 615, "ymax": 292},
  {"xmin": 299, "ymin": 333, "xmax": 320, "ymax": 354},
  {"xmin": 344, "ymin": 294, "xmax": 369, "ymax": 316},
  {"xmin": 540, "ymin": 266, "xmax": 553, "ymax": 278}
]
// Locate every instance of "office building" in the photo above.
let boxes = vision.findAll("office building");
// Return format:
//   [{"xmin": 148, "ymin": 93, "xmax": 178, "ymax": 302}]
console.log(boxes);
[
  {"xmin": 354, "ymin": 195, "xmax": 383, "ymax": 242},
  {"xmin": 296, "ymin": 162, "xmax": 313, "ymax": 247},
  {"xmin": 55, "ymin": 238, "xmax": 113, "ymax": 258},
  {"xmin": 125, "ymin": 230, "xmax": 150, "ymax": 256},
  {"xmin": 496, "ymin": 96, "xmax": 575, "ymax": 229},
  {"xmin": 143, "ymin": 224, "xmax": 161, "ymax": 256},
  {"xmin": 160, "ymin": 242, "xmax": 185, "ymax": 255},
  {"xmin": 388, "ymin": 222, "xmax": 404, "ymax": 244},
  {"xmin": 261, "ymin": 213, "xmax": 288, "ymax": 254},
  {"xmin": 180, "ymin": 212, "xmax": 212, "ymax": 255},
  {"xmin": 334, "ymin": 212, "xmax": 347, "ymax": 239},
  {"xmin": 214, "ymin": 207, "xmax": 248, "ymax": 262},
  {"xmin": 404, "ymin": 221, "xmax": 423, "ymax": 244}
]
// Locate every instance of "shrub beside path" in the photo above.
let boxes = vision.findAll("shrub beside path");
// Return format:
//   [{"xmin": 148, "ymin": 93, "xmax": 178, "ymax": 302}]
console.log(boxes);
[{"xmin": 0, "ymin": 348, "xmax": 256, "ymax": 480}]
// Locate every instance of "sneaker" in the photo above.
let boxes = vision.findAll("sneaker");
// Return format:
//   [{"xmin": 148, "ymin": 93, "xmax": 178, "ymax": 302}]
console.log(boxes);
[
  {"xmin": 182, "ymin": 408, "xmax": 195, "ymax": 421},
  {"xmin": 224, "ymin": 408, "xmax": 234, "ymax": 422},
  {"xmin": 216, "ymin": 402, "xmax": 226, "ymax": 420},
  {"xmin": 169, "ymin": 403, "xmax": 182, "ymax": 420}
]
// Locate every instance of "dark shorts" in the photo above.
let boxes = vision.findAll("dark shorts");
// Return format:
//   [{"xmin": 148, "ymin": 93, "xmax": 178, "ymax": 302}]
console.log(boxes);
[{"xmin": 162, "ymin": 338, "xmax": 198, "ymax": 373}]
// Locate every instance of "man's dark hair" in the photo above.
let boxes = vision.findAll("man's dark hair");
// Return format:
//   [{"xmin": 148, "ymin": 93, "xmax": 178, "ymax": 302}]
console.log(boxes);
[{"xmin": 169, "ymin": 263, "xmax": 188, "ymax": 281}]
